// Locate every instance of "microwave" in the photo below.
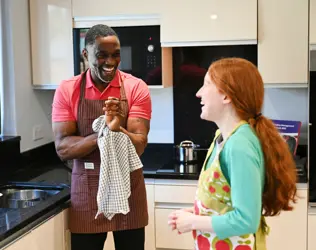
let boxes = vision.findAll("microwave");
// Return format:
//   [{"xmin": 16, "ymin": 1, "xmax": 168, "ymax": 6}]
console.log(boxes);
[{"xmin": 72, "ymin": 25, "xmax": 162, "ymax": 86}]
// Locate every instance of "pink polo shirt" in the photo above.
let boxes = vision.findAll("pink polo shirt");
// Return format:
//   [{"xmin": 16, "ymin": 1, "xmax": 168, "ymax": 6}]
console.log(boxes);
[{"xmin": 52, "ymin": 69, "xmax": 152, "ymax": 122}]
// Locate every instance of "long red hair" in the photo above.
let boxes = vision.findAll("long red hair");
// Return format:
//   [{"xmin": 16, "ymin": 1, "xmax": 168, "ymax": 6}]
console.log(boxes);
[{"xmin": 209, "ymin": 58, "xmax": 297, "ymax": 216}]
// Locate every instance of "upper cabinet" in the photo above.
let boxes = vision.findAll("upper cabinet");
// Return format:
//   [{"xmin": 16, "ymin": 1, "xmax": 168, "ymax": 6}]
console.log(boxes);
[
  {"xmin": 310, "ymin": 0, "xmax": 316, "ymax": 46},
  {"xmin": 160, "ymin": 0, "xmax": 257, "ymax": 47},
  {"xmin": 258, "ymin": 0, "xmax": 309, "ymax": 85},
  {"xmin": 29, "ymin": 0, "xmax": 74, "ymax": 89},
  {"xmin": 72, "ymin": 0, "xmax": 161, "ymax": 17}
]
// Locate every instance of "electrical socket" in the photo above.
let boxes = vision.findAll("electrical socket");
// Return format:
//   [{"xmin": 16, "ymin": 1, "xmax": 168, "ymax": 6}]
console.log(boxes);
[{"xmin": 33, "ymin": 124, "xmax": 44, "ymax": 141}]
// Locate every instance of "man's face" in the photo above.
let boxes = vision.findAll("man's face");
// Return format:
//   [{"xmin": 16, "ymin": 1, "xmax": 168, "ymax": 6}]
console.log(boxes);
[{"xmin": 83, "ymin": 35, "xmax": 121, "ymax": 84}]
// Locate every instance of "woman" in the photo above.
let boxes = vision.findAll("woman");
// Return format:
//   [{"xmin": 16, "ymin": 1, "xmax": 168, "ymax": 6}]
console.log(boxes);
[{"xmin": 168, "ymin": 58, "xmax": 297, "ymax": 250}]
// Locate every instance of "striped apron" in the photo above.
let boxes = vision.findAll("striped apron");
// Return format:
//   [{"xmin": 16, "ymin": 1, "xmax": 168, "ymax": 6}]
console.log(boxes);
[{"xmin": 69, "ymin": 70, "xmax": 148, "ymax": 233}]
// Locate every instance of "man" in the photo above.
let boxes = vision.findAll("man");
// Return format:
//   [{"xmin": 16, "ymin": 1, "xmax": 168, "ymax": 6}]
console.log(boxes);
[{"xmin": 52, "ymin": 24, "xmax": 151, "ymax": 250}]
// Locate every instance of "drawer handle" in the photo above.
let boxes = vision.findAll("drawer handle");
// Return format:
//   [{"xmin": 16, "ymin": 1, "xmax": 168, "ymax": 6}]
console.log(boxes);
[{"xmin": 155, "ymin": 202, "xmax": 194, "ymax": 209}]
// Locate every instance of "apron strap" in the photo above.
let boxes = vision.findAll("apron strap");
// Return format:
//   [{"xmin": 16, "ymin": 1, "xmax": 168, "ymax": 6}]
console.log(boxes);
[
  {"xmin": 254, "ymin": 216, "xmax": 269, "ymax": 250},
  {"xmin": 76, "ymin": 70, "xmax": 89, "ymax": 134},
  {"xmin": 118, "ymin": 73, "xmax": 129, "ymax": 128},
  {"xmin": 79, "ymin": 69, "xmax": 88, "ymax": 106}
]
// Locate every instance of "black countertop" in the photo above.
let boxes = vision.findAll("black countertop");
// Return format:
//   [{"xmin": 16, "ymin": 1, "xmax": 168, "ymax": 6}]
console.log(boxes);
[{"xmin": 0, "ymin": 162, "xmax": 71, "ymax": 248}]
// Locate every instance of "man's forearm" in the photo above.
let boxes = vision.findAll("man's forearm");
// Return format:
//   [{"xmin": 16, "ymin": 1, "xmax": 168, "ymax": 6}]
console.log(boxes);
[
  {"xmin": 120, "ymin": 127, "xmax": 147, "ymax": 156},
  {"xmin": 56, "ymin": 133, "xmax": 98, "ymax": 161}
]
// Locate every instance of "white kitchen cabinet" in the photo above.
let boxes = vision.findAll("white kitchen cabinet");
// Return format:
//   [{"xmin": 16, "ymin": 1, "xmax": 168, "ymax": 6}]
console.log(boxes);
[
  {"xmin": 154, "ymin": 179, "xmax": 197, "ymax": 250},
  {"xmin": 29, "ymin": 0, "xmax": 74, "ymax": 89},
  {"xmin": 155, "ymin": 208, "xmax": 194, "ymax": 250},
  {"xmin": 103, "ymin": 232, "xmax": 115, "ymax": 250},
  {"xmin": 145, "ymin": 182, "xmax": 156, "ymax": 250},
  {"xmin": 32, "ymin": 211, "xmax": 66, "ymax": 250},
  {"xmin": 72, "ymin": 0, "xmax": 160, "ymax": 18},
  {"xmin": 3, "ymin": 209, "xmax": 69, "ymax": 250},
  {"xmin": 308, "ymin": 209, "xmax": 316, "ymax": 250},
  {"xmin": 258, "ymin": 0, "xmax": 309, "ymax": 85},
  {"xmin": 265, "ymin": 188, "xmax": 308, "ymax": 250},
  {"xmin": 311, "ymin": 0, "xmax": 316, "ymax": 47},
  {"xmin": 160, "ymin": 0, "xmax": 257, "ymax": 47},
  {"xmin": 3, "ymin": 232, "xmax": 35, "ymax": 250},
  {"xmin": 103, "ymin": 182, "xmax": 155, "ymax": 250}
]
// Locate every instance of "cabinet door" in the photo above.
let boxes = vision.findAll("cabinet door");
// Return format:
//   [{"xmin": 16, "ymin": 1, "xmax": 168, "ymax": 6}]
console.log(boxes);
[
  {"xmin": 63, "ymin": 209, "xmax": 71, "ymax": 250},
  {"xmin": 265, "ymin": 189, "xmax": 308, "ymax": 250},
  {"xmin": 32, "ymin": 212, "xmax": 65, "ymax": 250},
  {"xmin": 103, "ymin": 183, "xmax": 155, "ymax": 250},
  {"xmin": 29, "ymin": 0, "xmax": 74, "ymax": 88},
  {"xmin": 145, "ymin": 184, "xmax": 155, "ymax": 250},
  {"xmin": 160, "ymin": 0, "xmax": 257, "ymax": 46},
  {"xmin": 72, "ymin": 0, "xmax": 161, "ymax": 17},
  {"xmin": 4, "ymin": 232, "xmax": 35, "ymax": 250},
  {"xmin": 155, "ymin": 208, "xmax": 194, "ymax": 250},
  {"xmin": 308, "ymin": 212, "xmax": 316, "ymax": 250},
  {"xmin": 311, "ymin": 0, "xmax": 316, "ymax": 46},
  {"xmin": 103, "ymin": 233, "xmax": 115, "ymax": 250},
  {"xmin": 258, "ymin": 0, "xmax": 308, "ymax": 84}
]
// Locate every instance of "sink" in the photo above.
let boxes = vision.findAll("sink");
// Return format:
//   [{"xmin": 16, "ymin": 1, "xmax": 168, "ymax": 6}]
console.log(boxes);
[{"xmin": 0, "ymin": 185, "xmax": 63, "ymax": 209}]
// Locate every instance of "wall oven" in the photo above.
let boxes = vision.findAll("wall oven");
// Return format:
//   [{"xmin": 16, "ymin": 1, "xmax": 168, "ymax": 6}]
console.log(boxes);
[{"xmin": 72, "ymin": 25, "xmax": 162, "ymax": 86}]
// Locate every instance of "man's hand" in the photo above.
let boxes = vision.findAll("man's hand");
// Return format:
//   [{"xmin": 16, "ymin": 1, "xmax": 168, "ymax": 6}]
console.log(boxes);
[
  {"xmin": 103, "ymin": 97, "xmax": 123, "ymax": 132},
  {"xmin": 103, "ymin": 96, "xmax": 123, "ymax": 116},
  {"xmin": 103, "ymin": 97, "xmax": 150, "ymax": 155}
]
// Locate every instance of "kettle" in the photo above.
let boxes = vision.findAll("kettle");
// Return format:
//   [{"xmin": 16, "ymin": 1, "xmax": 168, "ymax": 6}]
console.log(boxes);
[{"xmin": 175, "ymin": 140, "xmax": 199, "ymax": 163}]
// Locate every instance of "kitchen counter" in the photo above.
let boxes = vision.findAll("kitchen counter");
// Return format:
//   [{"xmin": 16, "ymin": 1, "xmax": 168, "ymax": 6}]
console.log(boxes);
[
  {"xmin": 0, "ymin": 162, "xmax": 71, "ymax": 248},
  {"xmin": 0, "ymin": 142, "xmax": 308, "ymax": 248},
  {"xmin": 140, "ymin": 143, "xmax": 308, "ymax": 183}
]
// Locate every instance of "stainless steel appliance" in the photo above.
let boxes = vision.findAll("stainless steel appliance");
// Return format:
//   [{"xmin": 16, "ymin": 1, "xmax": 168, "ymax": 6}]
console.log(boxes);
[{"xmin": 175, "ymin": 140, "xmax": 199, "ymax": 163}]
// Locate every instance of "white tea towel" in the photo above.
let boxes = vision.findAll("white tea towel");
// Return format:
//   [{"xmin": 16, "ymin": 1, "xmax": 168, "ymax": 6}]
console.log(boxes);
[{"xmin": 92, "ymin": 115, "xmax": 143, "ymax": 220}]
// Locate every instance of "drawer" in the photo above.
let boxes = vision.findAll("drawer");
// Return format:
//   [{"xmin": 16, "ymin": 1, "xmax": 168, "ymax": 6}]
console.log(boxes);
[
  {"xmin": 155, "ymin": 208, "xmax": 194, "ymax": 250},
  {"xmin": 154, "ymin": 184, "xmax": 197, "ymax": 204}
]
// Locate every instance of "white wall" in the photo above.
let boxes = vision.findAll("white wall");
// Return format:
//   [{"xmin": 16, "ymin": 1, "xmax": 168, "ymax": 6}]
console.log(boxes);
[
  {"xmin": 148, "ymin": 87, "xmax": 174, "ymax": 143},
  {"xmin": 1, "ymin": 0, "xmax": 309, "ymax": 152}
]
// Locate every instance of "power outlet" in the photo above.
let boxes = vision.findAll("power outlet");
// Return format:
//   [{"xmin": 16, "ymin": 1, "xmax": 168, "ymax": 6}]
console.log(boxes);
[{"xmin": 32, "ymin": 124, "xmax": 44, "ymax": 141}]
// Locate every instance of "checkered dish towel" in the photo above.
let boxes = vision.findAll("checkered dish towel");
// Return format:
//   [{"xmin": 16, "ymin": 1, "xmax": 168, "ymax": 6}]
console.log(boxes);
[{"xmin": 92, "ymin": 115, "xmax": 143, "ymax": 220}]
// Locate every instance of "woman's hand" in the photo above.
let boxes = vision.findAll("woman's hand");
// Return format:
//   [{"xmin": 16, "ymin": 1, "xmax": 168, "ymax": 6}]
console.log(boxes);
[
  {"xmin": 174, "ymin": 210, "xmax": 195, "ymax": 234},
  {"xmin": 169, "ymin": 207, "xmax": 214, "ymax": 234},
  {"xmin": 103, "ymin": 97, "xmax": 123, "ymax": 132},
  {"xmin": 168, "ymin": 207, "xmax": 194, "ymax": 233},
  {"xmin": 168, "ymin": 210, "xmax": 178, "ymax": 231}
]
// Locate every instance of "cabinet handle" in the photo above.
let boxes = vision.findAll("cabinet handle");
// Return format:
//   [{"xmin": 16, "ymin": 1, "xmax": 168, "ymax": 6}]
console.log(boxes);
[{"xmin": 155, "ymin": 203, "xmax": 194, "ymax": 209}]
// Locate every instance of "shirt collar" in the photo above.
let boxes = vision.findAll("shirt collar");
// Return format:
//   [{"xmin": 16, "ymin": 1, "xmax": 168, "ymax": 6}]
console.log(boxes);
[{"xmin": 86, "ymin": 69, "xmax": 121, "ymax": 89}]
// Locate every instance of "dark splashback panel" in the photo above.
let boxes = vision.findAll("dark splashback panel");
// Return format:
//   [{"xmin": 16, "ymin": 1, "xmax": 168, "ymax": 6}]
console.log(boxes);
[{"xmin": 172, "ymin": 45, "xmax": 258, "ymax": 148}]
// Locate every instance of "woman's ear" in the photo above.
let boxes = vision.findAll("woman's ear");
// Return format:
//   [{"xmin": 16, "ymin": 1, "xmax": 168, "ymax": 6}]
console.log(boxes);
[{"xmin": 223, "ymin": 95, "xmax": 232, "ymax": 104}]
